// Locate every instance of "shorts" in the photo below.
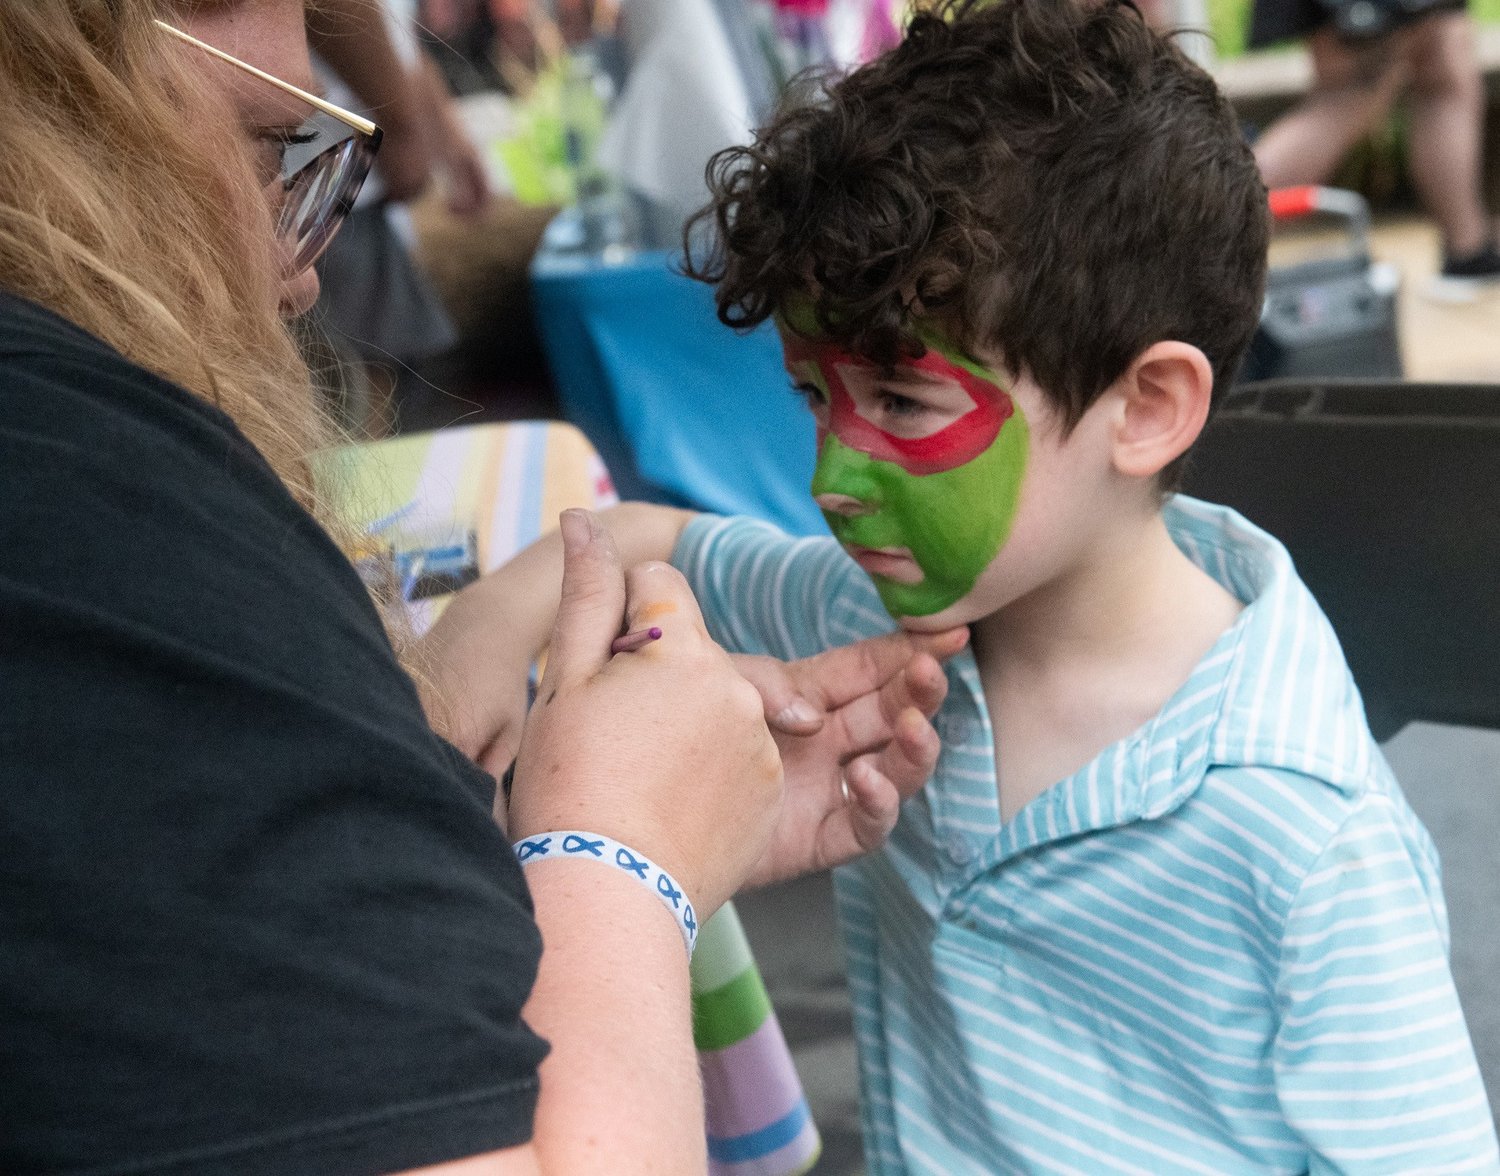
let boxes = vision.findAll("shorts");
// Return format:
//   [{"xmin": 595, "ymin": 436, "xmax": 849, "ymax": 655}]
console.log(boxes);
[{"xmin": 1246, "ymin": 0, "xmax": 1466, "ymax": 49}]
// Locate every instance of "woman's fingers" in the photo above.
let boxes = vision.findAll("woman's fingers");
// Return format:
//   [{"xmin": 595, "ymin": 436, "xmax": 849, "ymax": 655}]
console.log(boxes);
[
  {"xmin": 744, "ymin": 629, "xmax": 967, "ymax": 739},
  {"xmin": 784, "ymin": 627, "xmax": 967, "ymax": 714},
  {"xmin": 617, "ymin": 560, "xmax": 710, "ymax": 650},
  {"xmin": 870, "ymin": 705, "xmax": 943, "ymax": 802},
  {"xmin": 827, "ymin": 652, "xmax": 949, "ymax": 760},
  {"xmin": 834, "ymin": 708, "xmax": 936, "ymax": 854},
  {"xmin": 543, "ymin": 510, "xmax": 626, "ymax": 690},
  {"xmin": 841, "ymin": 757, "xmax": 903, "ymax": 852},
  {"xmin": 513, "ymin": 548, "xmax": 782, "ymax": 917},
  {"xmin": 730, "ymin": 654, "xmax": 824, "ymax": 735}
]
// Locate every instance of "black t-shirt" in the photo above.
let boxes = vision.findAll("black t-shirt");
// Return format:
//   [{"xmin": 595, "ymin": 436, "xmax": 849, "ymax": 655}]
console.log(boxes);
[{"xmin": 0, "ymin": 294, "xmax": 549, "ymax": 1175}]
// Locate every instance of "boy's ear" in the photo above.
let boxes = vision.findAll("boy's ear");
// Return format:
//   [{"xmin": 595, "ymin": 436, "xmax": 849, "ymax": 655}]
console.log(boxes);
[{"xmin": 1109, "ymin": 341, "xmax": 1214, "ymax": 479}]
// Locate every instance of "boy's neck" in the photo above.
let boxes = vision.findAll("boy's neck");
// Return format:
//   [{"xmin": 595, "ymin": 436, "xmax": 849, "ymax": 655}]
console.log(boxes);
[
  {"xmin": 974, "ymin": 508, "xmax": 1229, "ymax": 664},
  {"xmin": 971, "ymin": 507, "xmax": 1244, "ymax": 820}
]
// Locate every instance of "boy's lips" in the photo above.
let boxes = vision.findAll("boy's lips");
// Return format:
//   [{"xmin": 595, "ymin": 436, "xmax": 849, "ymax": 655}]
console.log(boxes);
[{"xmin": 846, "ymin": 544, "xmax": 924, "ymax": 584}]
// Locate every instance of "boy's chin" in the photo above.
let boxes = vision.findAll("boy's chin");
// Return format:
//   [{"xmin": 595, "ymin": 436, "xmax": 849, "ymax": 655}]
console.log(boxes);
[
  {"xmin": 891, "ymin": 600, "xmax": 983, "ymax": 633},
  {"xmin": 895, "ymin": 613, "xmax": 965, "ymax": 634},
  {"xmin": 872, "ymin": 565, "xmax": 1007, "ymax": 631}
]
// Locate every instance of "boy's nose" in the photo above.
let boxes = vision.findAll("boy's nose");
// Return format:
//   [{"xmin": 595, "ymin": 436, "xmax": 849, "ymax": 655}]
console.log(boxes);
[
  {"xmin": 811, "ymin": 434, "xmax": 882, "ymax": 515},
  {"xmin": 814, "ymin": 492, "xmax": 875, "ymax": 517}
]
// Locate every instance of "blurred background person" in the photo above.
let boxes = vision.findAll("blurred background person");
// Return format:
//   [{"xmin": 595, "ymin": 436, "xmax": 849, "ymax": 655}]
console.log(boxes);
[
  {"xmin": 1247, "ymin": 0, "xmax": 1499, "ymax": 297},
  {"xmin": 310, "ymin": 0, "xmax": 493, "ymax": 434}
]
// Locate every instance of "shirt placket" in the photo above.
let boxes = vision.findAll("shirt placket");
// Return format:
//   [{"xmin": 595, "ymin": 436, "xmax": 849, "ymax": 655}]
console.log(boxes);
[{"xmin": 925, "ymin": 656, "xmax": 1003, "ymax": 894}]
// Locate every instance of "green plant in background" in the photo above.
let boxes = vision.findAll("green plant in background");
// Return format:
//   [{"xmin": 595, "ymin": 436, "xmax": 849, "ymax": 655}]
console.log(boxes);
[
  {"xmin": 493, "ymin": 65, "xmax": 575, "ymax": 207},
  {"xmin": 1208, "ymin": 0, "xmax": 1251, "ymax": 58},
  {"xmin": 491, "ymin": 50, "xmax": 612, "ymax": 208}
]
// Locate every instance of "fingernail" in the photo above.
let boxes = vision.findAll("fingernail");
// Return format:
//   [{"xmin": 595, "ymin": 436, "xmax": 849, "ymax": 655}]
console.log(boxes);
[
  {"xmin": 559, "ymin": 509, "xmax": 592, "ymax": 551},
  {"xmin": 776, "ymin": 700, "xmax": 820, "ymax": 726}
]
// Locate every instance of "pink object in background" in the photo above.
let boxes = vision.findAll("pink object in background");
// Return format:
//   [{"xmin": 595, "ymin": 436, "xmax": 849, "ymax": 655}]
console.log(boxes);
[
  {"xmin": 773, "ymin": 0, "xmax": 830, "ymax": 16},
  {"xmin": 859, "ymin": 0, "xmax": 901, "ymax": 61}
]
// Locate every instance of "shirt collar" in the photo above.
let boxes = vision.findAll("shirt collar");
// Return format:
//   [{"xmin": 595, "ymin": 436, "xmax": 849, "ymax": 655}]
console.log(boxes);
[
  {"xmin": 1169, "ymin": 495, "xmax": 1376, "ymax": 796},
  {"xmin": 931, "ymin": 496, "xmax": 1376, "ymax": 869}
]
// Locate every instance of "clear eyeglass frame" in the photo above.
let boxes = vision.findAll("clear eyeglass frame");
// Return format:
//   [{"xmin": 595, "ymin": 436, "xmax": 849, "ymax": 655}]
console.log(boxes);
[{"xmin": 155, "ymin": 19, "xmax": 384, "ymax": 274}]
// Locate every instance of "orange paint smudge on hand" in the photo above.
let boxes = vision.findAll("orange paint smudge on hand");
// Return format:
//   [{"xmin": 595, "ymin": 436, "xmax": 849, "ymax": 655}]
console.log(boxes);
[{"xmin": 636, "ymin": 601, "xmax": 680, "ymax": 623}]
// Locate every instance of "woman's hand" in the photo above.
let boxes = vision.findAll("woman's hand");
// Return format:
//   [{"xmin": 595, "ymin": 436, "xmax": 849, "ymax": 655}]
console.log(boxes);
[
  {"xmin": 432, "ymin": 654, "xmax": 530, "ymax": 783},
  {"xmin": 733, "ymin": 627, "xmax": 966, "ymax": 889},
  {"xmin": 419, "ymin": 504, "xmax": 698, "ymax": 779},
  {"xmin": 507, "ymin": 510, "xmax": 783, "ymax": 919}
]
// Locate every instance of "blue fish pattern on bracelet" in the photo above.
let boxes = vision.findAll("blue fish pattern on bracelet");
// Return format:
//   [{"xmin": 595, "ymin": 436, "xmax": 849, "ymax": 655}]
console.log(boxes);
[{"xmin": 514, "ymin": 829, "xmax": 698, "ymax": 954}]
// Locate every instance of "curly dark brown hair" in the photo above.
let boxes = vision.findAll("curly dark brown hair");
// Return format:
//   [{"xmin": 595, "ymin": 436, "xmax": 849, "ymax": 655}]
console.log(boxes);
[{"xmin": 685, "ymin": 0, "xmax": 1268, "ymax": 476}]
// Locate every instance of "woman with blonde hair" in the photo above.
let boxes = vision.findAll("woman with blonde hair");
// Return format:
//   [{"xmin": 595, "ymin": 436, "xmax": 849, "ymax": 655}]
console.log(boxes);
[{"xmin": 0, "ymin": 2, "xmax": 953, "ymax": 1171}]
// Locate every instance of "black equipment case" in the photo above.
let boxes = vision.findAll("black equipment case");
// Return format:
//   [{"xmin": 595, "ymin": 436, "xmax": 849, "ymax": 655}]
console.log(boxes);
[{"xmin": 1241, "ymin": 187, "xmax": 1404, "ymax": 383}]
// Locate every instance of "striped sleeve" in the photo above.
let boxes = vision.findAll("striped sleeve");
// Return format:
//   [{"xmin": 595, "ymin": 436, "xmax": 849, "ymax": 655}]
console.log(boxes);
[
  {"xmin": 671, "ymin": 514, "xmax": 863, "ymax": 662},
  {"xmin": 1273, "ymin": 795, "xmax": 1500, "ymax": 1174}
]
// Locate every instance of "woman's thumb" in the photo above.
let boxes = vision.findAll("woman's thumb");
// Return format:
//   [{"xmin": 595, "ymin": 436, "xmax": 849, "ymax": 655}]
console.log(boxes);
[{"xmin": 543, "ymin": 510, "xmax": 626, "ymax": 688}]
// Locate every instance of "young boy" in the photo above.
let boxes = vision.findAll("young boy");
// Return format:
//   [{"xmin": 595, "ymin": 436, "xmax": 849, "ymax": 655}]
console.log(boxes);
[{"xmin": 458, "ymin": 1, "xmax": 1499, "ymax": 1169}]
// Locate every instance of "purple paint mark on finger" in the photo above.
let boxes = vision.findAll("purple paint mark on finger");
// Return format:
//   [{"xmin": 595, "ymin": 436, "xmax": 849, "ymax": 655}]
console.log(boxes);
[{"xmin": 611, "ymin": 626, "xmax": 663, "ymax": 654}]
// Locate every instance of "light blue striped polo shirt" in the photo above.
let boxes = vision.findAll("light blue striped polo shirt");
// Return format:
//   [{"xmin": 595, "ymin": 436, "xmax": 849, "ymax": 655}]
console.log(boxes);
[{"xmin": 675, "ymin": 496, "xmax": 1499, "ymax": 1174}]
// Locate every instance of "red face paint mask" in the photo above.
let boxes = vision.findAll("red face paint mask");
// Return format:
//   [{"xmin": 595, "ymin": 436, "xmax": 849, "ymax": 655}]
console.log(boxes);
[{"xmin": 781, "ymin": 334, "xmax": 1013, "ymax": 476}]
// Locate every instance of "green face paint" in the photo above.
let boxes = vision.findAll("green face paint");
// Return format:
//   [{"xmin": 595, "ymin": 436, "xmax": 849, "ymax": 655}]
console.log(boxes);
[{"xmin": 785, "ymin": 328, "xmax": 1029, "ymax": 618}]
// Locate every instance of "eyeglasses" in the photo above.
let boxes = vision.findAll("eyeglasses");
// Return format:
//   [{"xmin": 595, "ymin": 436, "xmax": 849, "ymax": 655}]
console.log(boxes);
[{"xmin": 155, "ymin": 20, "xmax": 383, "ymax": 274}]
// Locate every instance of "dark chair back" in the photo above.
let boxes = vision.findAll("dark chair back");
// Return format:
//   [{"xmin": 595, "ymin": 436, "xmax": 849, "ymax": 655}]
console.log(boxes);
[{"xmin": 1182, "ymin": 379, "xmax": 1500, "ymax": 740}]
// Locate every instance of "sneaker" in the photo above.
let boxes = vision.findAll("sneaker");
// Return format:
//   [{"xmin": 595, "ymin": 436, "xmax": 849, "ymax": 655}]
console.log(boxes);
[{"xmin": 1428, "ymin": 241, "xmax": 1500, "ymax": 303}]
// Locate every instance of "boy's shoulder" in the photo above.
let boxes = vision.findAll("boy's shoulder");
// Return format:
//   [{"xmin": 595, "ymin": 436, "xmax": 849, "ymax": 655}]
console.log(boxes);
[
  {"xmin": 1161, "ymin": 496, "xmax": 1381, "ymax": 793},
  {"xmin": 1153, "ymin": 495, "xmax": 1440, "ymax": 905},
  {"xmin": 1188, "ymin": 761, "xmax": 1438, "ymax": 897}
]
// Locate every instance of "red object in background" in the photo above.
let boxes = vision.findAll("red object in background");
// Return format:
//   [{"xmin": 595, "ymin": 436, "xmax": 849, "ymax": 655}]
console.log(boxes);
[
  {"xmin": 1267, "ymin": 186, "xmax": 1373, "ymax": 232},
  {"xmin": 1269, "ymin": 186, "xmax": 1321, "ymax": 220}
]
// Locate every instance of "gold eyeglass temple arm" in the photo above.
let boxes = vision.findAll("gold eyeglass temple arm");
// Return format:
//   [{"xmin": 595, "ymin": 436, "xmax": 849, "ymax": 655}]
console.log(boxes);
[{"xmin": 154, "ymin": 19, "xmax": 379, "ymax": 139}]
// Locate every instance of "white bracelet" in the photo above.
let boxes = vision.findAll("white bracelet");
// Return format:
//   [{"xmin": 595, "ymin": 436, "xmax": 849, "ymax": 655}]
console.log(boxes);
[{"xmin": 513, "ymin": 830, "xmax": 698, "ymax": 955}]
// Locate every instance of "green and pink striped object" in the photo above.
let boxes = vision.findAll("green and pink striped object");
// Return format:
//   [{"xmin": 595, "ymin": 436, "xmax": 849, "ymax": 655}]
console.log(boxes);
[{"xmin": 694, "ymin": 905, "xmax": 821, "ymax": 1175}]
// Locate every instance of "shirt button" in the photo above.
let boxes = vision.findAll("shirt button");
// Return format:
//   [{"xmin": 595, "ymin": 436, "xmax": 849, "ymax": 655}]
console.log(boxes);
[{"xmin": 945, "ymin": 835, "xmax": 974, "ymax": 865}]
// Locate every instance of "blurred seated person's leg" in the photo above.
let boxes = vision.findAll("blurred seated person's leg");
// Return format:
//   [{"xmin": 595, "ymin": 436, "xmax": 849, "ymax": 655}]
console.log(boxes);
[
  {"xmin": 1404, "ymin": 11, "xmax": 1499, "ymax": 277},
  {"xmin": 1252, "ymin": 22, "xmax": 1409, "ymax": 188},
  {"xmin": 1252, "ymin": 3, "xmax": 1498, "ymax": 289}
]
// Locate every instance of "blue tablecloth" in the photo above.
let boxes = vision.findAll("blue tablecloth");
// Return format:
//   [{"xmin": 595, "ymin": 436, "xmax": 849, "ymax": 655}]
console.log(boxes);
[{"xmin": 530, "ymin": 245, "xmax": 827, "ymax": 536}]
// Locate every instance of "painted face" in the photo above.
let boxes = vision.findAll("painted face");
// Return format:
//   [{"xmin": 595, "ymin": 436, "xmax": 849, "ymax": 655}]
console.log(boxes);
[{"xmin": 780, "ymin": 327, "xmax": 1029, "ymax": 619}]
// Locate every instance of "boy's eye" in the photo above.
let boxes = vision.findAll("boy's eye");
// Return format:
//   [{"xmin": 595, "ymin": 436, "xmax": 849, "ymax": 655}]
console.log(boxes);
[
  {"xmin": 792, "ymin": 381, "xmax": 829, "ymax": 410},
  {"xmin": 877, "ymin": 390, "xmax": 928, "ymax": 419}
]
